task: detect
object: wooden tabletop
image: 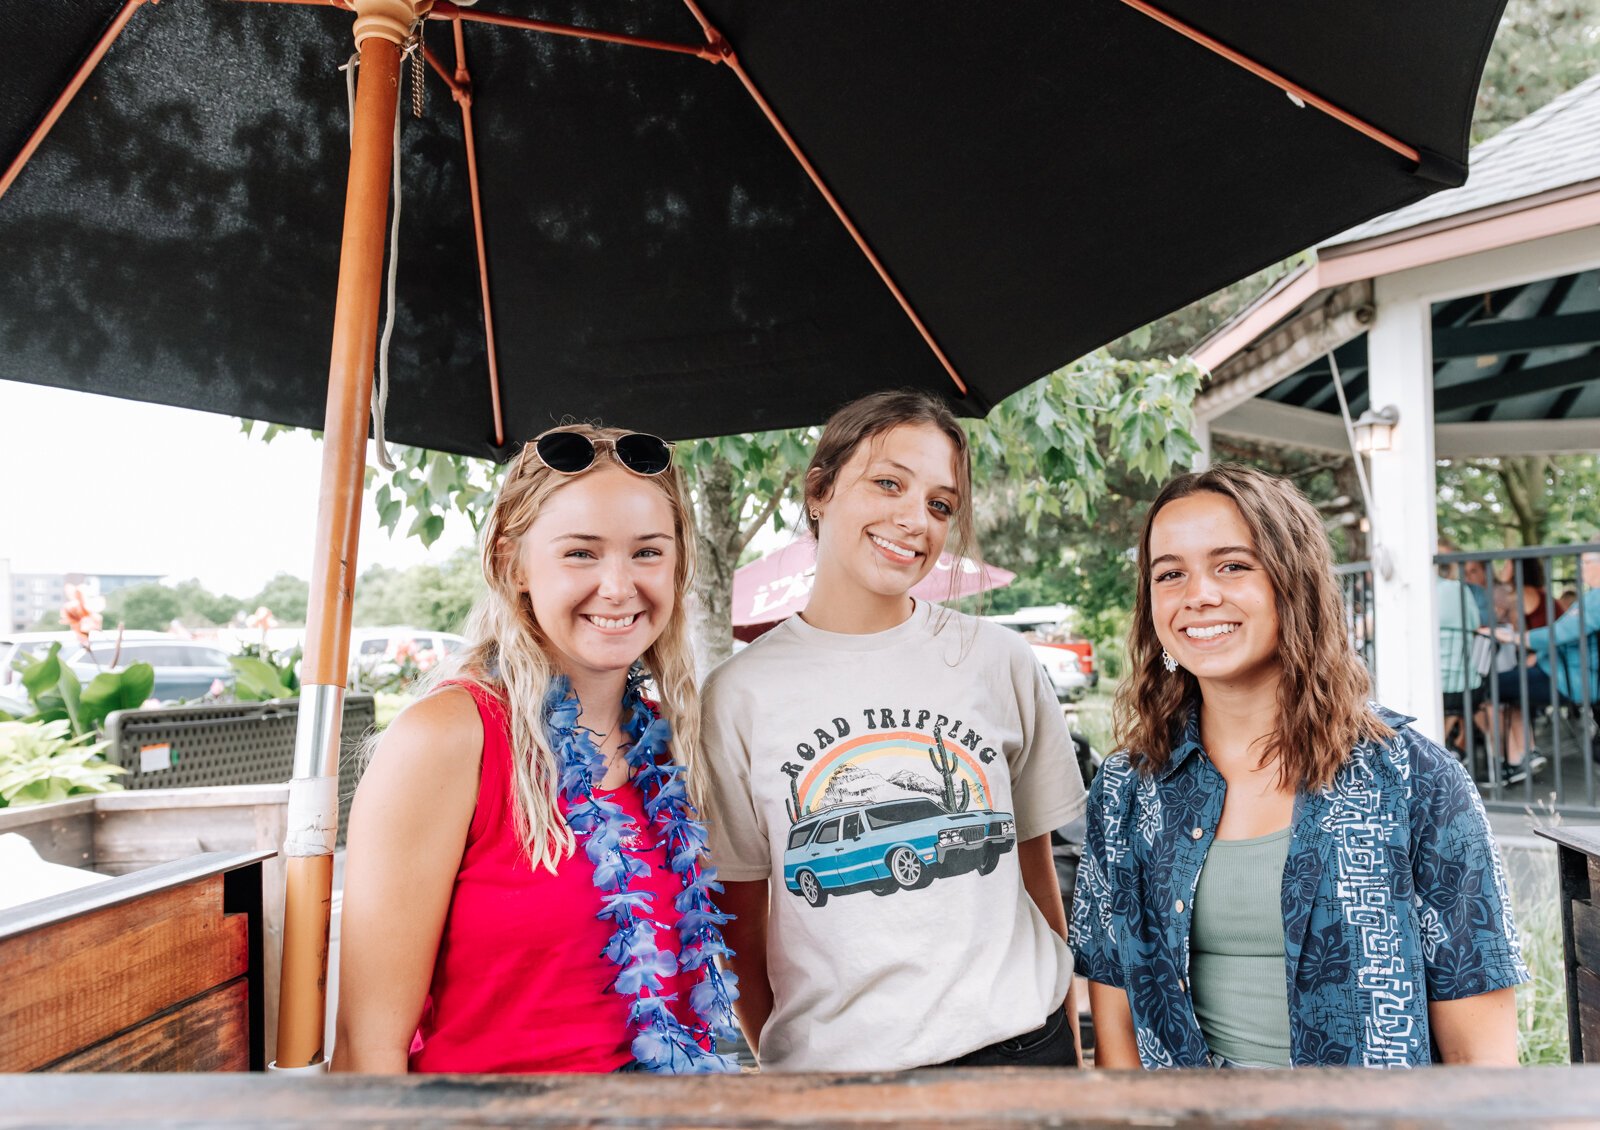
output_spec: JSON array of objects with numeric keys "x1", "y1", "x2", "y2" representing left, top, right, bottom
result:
[
  {"x1": 2, "y1": 1067, "x2": 1598, "y2": 1128},
  {"x1": 1537, "y1": 822, "x2": 1600, "y2": 857}
]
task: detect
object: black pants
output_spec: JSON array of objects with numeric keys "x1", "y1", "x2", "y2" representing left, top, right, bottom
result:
[{"x1": 936, "y1": 1004, "x2": 1078, "y2": 1068}]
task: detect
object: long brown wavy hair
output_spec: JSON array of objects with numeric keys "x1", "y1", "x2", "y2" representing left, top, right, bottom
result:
[{"x1": 1114, "y1": 463, "x2": 1391, "y2": 791}]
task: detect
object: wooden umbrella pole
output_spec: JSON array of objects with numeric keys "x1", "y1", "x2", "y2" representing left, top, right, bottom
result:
[{"x1": 273, "y1": 0, "x2": 426, "y2": 1072}]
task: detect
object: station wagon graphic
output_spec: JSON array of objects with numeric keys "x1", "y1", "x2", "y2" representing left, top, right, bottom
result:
[{"x1": 782, "y1": 797, "x2": 1017, "y2": 907}]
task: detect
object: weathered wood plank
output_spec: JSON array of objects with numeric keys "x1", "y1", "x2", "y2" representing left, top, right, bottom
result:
[
  {"x1": 1575, "y1": 898, "x2": 1600, "y2": 973},
  {"x1": 2, "y1": 1067, "x2": 1600, "y2": 1128},
  {"x1": 0, "y1": 800, "x2": 95, "y2": 868},
  {"x1": 0, "y1": 875, "x2": 248, "y2": 1072},
  {"x1": 41, "y1": 980, "x2": 250, "y2": 1073},
  {"x1": 1580, "y1": 967, "x2": 1600, "y2": 1064},
  {"x1": 94, "y1": 790, "x2": 287, "y2": 871}
]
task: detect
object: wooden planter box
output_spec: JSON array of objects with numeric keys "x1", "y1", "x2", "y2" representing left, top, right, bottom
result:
[
  {"x1": 0, "y1": 786, "x2": 289, "y2": 1060},
  {"x1": 1537, "y1": 823, "x2": 1600, "y2": 1063},
  {"x1": 0, "y1": 849, "x2": 272, "y2": 1072}
]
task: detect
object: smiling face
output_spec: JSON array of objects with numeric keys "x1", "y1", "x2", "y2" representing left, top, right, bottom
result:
[
  {"x1": 1148, "y1": 490, "x2": 1281, "y2": 693},
  {"x1": 514, "y1": 465, "x2": 678, "y2": 685},
  {"x1": 810, "y1": 423, "x2": 960, "y2": 610}
]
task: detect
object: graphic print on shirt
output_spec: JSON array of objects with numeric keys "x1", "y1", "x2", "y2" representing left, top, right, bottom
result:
[{"x1": 777, "y1": 706, "x2": 1017, "y2": 907}]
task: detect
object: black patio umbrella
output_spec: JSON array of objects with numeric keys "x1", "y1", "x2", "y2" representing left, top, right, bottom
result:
[
  {"x1": 3, "y1": 0, "x2": 1505, "y2": 457},
  {"x1": 0, "y1": 0, "x2": 1507, "y2": 1071}
]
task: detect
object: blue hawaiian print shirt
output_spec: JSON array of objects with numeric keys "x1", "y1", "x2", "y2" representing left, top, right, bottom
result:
[{"x1": 1068, "y1": 706, "x2": 1528, "y2": 1068}]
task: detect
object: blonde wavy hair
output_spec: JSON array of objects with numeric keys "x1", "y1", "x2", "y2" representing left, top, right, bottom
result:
[
  {"x1": 1114, "y1": 463, "x2": 1390, "y2": 792},
  {"x1": 431, "y1": 424, "x2": 700, "y2": 873}
]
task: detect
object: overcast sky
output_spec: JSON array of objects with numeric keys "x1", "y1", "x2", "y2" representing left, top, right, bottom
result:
[{"x1": 0, "y1": 380, "x2": 477, "y2": 597}]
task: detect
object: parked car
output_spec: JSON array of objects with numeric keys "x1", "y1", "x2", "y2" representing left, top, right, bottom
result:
[
  {"x1": 1, "y1": 630, "x2": 173, "y2": 711},
  {"x1": 3, "y1": 632, "x2": 67, "y2": 713},
  {"x1": 985, "y1": 606, "x2": 1099, "y2": 700},
  {"x1": 1031, "y1": 642, "x2": 1091, "y2": 703},
  {"x1": 348, "y1": 628, "x2": 467, "y2": 686},
  {"x1": 782, "y1": 796, "x2": 1016, "y2": 907},
  {"x1": 61, "y1": 638, "x2": 236, "y2": 703}
]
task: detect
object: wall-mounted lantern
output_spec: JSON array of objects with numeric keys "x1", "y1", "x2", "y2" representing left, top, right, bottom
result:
[{"x1": 1353, "y1": 404, "x2": 1400, "y2": 454}]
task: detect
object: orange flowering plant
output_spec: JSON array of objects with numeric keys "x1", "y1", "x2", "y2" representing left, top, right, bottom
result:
[{"x1": 60, "y1": 584, "x2": 104, "y2": 645}]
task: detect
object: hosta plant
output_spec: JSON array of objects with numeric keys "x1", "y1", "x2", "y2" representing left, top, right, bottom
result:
[{"x1": 0, "y1": 719, "x2": 126, "y2": 808}]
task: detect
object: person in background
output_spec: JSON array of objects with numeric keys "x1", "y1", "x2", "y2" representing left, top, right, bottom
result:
[
  {"x1": 1498, "y1": 557, "x2": 1549, "y2": 631},
  {"x1": 1436, "y1": 545, "x2": 1484, "y2": 758},
  {"x1": 1445, "y1": 541, "x2": 1493, "y2": 628},
  {"x1": 1072, "y1": 464, "x2": 1525, "y2": 1069},
  {"x1": 1487, "y1": 548, "x2": 1600, "y2": 770}
]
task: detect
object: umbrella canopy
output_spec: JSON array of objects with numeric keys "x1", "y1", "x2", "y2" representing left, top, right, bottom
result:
[
  {"x1": 0, "y1": 0, "x2": 1512, "y2": 1072},
  {"x1": 731, "y1": 540, "x2": 1014, "y2": 640},
  {"x1": 1, "y1": 0, "x2": 1507, "y2": 459}
]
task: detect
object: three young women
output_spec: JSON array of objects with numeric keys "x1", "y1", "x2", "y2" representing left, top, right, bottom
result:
[
  {"x1": 1070, "y1": 464, "x2": 1526, "y2": 1069},
  {"x1": 701, "y1": 390, "x2": 1087, "y2": 1072},
  {"x1": 333, "y1": 426, "x2": 737, "y2": 1074}
]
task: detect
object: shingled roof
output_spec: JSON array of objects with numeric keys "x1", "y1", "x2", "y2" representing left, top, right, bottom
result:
[{"x1": 1329, "y1": 71, "x2": 1600, "y2": 247}]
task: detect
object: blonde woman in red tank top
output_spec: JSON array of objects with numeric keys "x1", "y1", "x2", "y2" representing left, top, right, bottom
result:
[{"x1": 332, "y1": 427, "x2": 738, "y2": 1074}]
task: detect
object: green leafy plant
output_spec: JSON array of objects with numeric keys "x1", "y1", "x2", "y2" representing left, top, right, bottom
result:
[
  {"x1": 6, "y1": 643, "x2": 155, "y2": 737},
  {"x1": 0, "y1": 719, "x2": 126, "y2": 808},
  {"x1": 230, "y1": 644, "x2": 301, "y2": 702}
]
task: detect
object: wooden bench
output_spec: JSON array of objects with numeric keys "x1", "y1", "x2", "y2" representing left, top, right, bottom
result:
[
  {"x1": 0, "y1": 850, "x2": 271, "y2": 1073},
  {"x1": 1538, "y1": 822, "x2": 1600, "y2": 1063}
]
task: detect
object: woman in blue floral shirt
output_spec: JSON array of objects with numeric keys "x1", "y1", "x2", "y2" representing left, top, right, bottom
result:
[{"x1": 1070, "y1": 465, "x2": 1527, "y2": 1069}]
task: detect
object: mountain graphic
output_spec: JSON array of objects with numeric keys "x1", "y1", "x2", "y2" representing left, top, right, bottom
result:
[
  {"x1": 818, "y1": 763, "x2": 884, "y2": 808},
  {"x1": 885, "y1": 770, "x2": 942, "y2": 798},
  {"x1": 817, "y1": 763, "x2": 945, "y2": 809}
]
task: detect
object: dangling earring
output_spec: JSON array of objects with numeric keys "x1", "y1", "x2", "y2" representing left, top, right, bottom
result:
[{"x1": 1161, "y1": 649, "x2": 1178, "y2": 674}]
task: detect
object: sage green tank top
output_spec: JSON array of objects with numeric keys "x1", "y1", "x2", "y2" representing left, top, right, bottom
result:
[{"x1": 1189, "y1": 826, "x2": 1293, "y2": 1068}]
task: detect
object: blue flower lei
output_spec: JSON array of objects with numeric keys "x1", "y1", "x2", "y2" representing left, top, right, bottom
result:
[{"x1": 549, "y1": 669, "x2": 740, "y2": 1073}]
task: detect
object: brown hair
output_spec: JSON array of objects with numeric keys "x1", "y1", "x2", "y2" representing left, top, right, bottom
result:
[
  {"x1": 803, "y1": 389, "x2": 979, "y2": 603},
  {"x1": 1114, "y1": 463, "x2": 1390, "y2": 791}
]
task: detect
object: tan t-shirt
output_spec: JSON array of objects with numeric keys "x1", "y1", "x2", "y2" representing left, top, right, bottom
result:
[{"x1": 701, "y1": 601, "x2": 1086, "y2": 1071}]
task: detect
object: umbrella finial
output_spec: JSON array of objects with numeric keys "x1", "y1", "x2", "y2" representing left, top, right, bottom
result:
[{"x1": 353, "y1": 0, "x2": 429, "y2": 48}]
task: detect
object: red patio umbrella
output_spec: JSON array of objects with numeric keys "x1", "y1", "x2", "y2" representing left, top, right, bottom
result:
[{"x1": 732, "y1": 541, "x2": 1015, "y2": 642}]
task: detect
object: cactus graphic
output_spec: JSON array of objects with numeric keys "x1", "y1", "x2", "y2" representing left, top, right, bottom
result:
[
  {"x1": 785, "y1": 773, "x2": 804, "y2": 824},
  {"x1": 927, "y1": 728, "x2": 971, "y2": 813}
]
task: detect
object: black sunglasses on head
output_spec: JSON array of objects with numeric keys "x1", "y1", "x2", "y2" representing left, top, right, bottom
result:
[{"x1": 528, "y1": 429, "x2": 675, "y2": 477}]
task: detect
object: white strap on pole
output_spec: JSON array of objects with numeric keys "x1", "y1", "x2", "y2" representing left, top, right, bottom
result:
[{"x1": 341, "y1": 51, "x2": 405, "y2": 473}]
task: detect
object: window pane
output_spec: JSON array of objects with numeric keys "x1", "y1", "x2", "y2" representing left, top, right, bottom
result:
[{"x1": 865, "y1": 799, "x2": 944, "y2": 830}]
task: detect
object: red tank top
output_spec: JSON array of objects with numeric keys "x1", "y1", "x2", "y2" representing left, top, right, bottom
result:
[{"x1": 409, "y1": 682, "x2": 698, "y2": 1073}]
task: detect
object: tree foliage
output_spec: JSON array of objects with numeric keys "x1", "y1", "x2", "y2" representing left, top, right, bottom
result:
[
  {"x1": 1474, "y1": 0, "x2": 1600, "y2": 144},
  {"x1": 353, "y1": 549, "x2": 483, "y2": 632},
  {"x1": 1437, "y1": 455, "x2": 1600, "y2": 550}
]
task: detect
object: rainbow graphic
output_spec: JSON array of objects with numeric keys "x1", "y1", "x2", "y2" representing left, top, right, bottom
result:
[{"x1": 795, "y1": 729, "x2": 992, "y2": 815}]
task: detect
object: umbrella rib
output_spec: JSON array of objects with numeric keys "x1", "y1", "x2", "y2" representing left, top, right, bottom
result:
[
  {"x1": 429, "y1": 1, "x2": 723, "y2": 62},
  {"x1": 1116, "y1": 0, "x2": 1421, "y2": 165},
  {"x1": 676, "y1": 0, "x2": 970, "y2": 398},
  {"x1": 421, "y1": 28, "x2": 507, "y2": 448},
  {"x1": 431, "y1": 0, "x2": 969, "y2": 397},
  {"x1": 0, "y1": 0, "x2": 151, "y2": 203}
]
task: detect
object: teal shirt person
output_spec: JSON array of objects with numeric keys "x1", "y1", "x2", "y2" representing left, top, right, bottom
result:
[
  {"x1": 1437, "y1": 576, "x2": 1483, "y2": 697},
  {"x1": 1524, "y1": 581, "x2": 1600, "y2": 702}
]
